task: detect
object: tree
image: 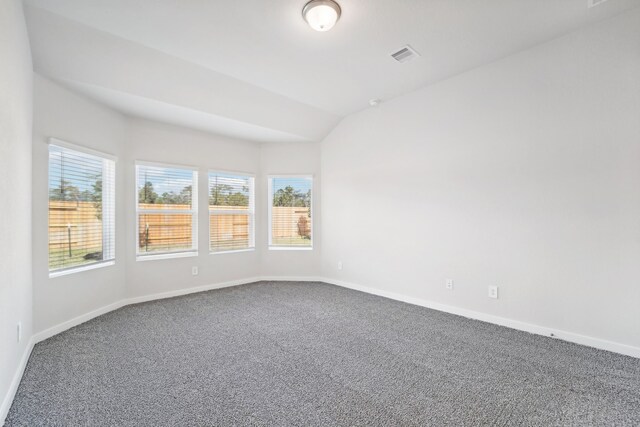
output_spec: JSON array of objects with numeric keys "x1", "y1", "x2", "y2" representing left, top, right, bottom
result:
[
  {"x1": 49, "y1": 179, "x2": 80, "y2": 202},
  {"x1": 272, "y1": 186, "x2": 296, "y2": 207},
  {"x1": 158, "y1": 185, "x2": 192, "y2": 205},
  {"x1": 138, "y1": 181, "x2": 158, "y2": 204},
  {"x1": 273, "y1": 186, "x2": 309, "y2": 208},
  {"x1": 210, "y1": 184, "x2": 231, "y2": 205},
  {"x1": 227, "y1": 191, "x2": 248, "y2": 206},
  {"x1": 178, "y1": 185, "x2": 192, "y2": 205},
  {"x1": 210, "y1": 184, "x2": 248, "y2": 207}
]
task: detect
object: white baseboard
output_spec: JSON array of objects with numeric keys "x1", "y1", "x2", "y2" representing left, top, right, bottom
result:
[
  {"x1": 5, "y1": 275, "x2": 638, "y2": 425},
  {"x1": 2, "y1": 276, "x2": 266, "y2": 425},
  {"x1": 259, "y1": 276, "x2": 323, "y2": 282},
  {"x1": 320, "y1": 277, "x2": 640, "y2": 359},
  {"x1": 126, "y1": 276, "x2": 264, "y2": 305},
  {"x1": 30, "y1": 276, "x2": 323, "y2": 344},
  {"x1": 0, "y1": 337, "x2": 35, "y2": 424},
  {"x1": 32, "y1": 300, "x2": 127, "y2": 344}
]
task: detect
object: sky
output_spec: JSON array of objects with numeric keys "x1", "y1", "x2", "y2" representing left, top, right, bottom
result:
[
  {"x1": 272, "y1": 177, "x2": 312, "y2": 194},
  {"x1": 137, "y1": 164, "x2": 194, "y2": 195},
  {"x1": 50, "y1": 147, "x2": 311, "y2": 199},
  {"x1": 48, "y1": 146, "x2": 104, "y2": 194}
]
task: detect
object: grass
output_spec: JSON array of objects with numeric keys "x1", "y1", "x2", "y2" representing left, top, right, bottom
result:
[
  {"x1": 272, "y1": 236, "x2": 312, "y2": 247},
  {"x1": 49, "y1": 247, "x2": 102, "y2": 270}
]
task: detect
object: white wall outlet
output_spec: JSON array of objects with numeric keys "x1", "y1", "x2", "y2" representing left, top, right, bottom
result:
[
  {"x1": 17, "y1": 322, "x2": 22, "y2": 343},
  {"x1": 337, "y1": 261, "x2": 343, "y2": 270},
  {"x1": 488, "y1": 286, "x2": 499, "y2": 299},
  {"x1": 446, "y1": 279, "x2": 454, "y2": 290},
  {"x1": 192, "y1": 266, "x2": 199, "y2": 276}
]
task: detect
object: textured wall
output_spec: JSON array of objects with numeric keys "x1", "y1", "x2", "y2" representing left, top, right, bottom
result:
[
  {"x1": 0, "y1": 0, "x2": 34, "y2": 419},
  {"x1": 321, "y1": 10, "x2": 640, "y2": 349},
  {"x1": 31, "y1": 75, "x2": 128, "y2": 333}
]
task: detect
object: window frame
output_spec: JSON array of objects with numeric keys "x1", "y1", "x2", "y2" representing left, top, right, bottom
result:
[
  {"x1": 208, "y1": 169, "x2": 256, "y2": 255},
  {"x1": 48, "y1": 138, "x2": 117, "y2": 278},
  {"x1": 267, "y1": 174, "x2": 314, "y2": 251},
  {"x1": 135, "y1": 160, "x2": 199, "y2": 261}
]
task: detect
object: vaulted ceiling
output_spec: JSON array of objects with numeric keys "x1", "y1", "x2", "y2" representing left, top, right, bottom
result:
[{"x1": 24, "y1": 0, "x2": 640, "y2": 143}]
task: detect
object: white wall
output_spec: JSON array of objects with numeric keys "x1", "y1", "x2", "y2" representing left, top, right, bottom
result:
[
  {"x1": 0, "y1": 0, "x2": 33, "y2": 417},
  {"x1": 125, "y1": 118, "x2": 262, "y2": 298},
  {"x1": 29, "y1": 81, "x2": 322, "y2": 316},
  {"x1": 32, "y1": 75, "x2": 128, "y2": 333},
  {"x1": 258, "y1": 142, "x2": 322, "y2": 278},
  {"x1": 124, "y1": 121, "x2": 323, "y2": 295},
  {"x1": 321, "y1": 10, "x2": 640, "y2": 349}
]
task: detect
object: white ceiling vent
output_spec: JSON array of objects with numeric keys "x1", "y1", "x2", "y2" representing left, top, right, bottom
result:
[
  {"x1": 391, "y1": 45, "x2": 420, "y2": 63},
  {"x1": 588, "y1": 0, "x2": 609, "y2": 8}
]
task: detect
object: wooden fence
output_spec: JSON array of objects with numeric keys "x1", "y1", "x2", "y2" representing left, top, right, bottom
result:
[
  {"x1": 49, "y1": 201, "x2": 102, "y2": 251},
  {"x1": 49, "y1": 202, "x2": 311, "y2": 252},
  {"x1": 271, "y1": 207, "x2": 311, "y2": 239},
  {"x1": 138, "y1": 203, "x2": 193, "y2": 251}
]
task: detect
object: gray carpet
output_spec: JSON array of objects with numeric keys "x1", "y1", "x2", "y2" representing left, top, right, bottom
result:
[{"x1": 5, "y1": 281, "x2": 640, "y2": 426}]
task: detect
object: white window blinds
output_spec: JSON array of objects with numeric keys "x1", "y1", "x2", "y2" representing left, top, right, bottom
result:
[
  {"x1": 136, "y1": 162, "x2": 198, "y2": 257},
  {"x1": 209, "y1": 172, "x2": 255, "y2": 253},
  {"x1": 48, "y1": 143, "x2": 116, "y2": 273},
  {"x1": 268, "y1": 176, "x2": 313, "y2": 249}
]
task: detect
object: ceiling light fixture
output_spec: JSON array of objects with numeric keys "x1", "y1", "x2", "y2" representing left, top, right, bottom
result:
[{"x1": 302, "y1": 0, "x2": 341, "y2": 32}]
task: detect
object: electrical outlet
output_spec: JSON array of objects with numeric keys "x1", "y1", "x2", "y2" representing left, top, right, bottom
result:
[
  {"x1": 446, "y1": 279, "x2": 454, "y2": 290},
  {"x1": 192, "y1": 266, "x2": 199, "y2": 276},
  {"x1": 337, "y1": 261, "x2": 343, "y2": 270},
  {"x1": 17, "y1": 322, "x2": 22, "y2": 343},
  {"x1": 488, "y1": 286, "x2": 499, "y2": 299}
]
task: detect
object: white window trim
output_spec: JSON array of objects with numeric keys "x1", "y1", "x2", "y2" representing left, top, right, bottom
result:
[
  {"x1": 47, "y1": 139, "x2": 117, "y2": 277},
  {"x1": 135, "y1": 161, "x2": 199, "y2": 261},
  {"x1": 209, "y1": 248, "x2": 255, "y2": 256},
  {"x1": 49, "y1": 138, "x2": 117, "y2": 162},
  {"x1": 49, "y1": 260, "x2": 115, "y2": 278},
  {"x1": 208, "y1": 169, "x2": 256, "y2": 254},
  {"x1": 267, "y1": 174, "x2": 314, "y2": 251},
  {"x1": 135, "y1": 251, "x2": 199, "y2": 262}
]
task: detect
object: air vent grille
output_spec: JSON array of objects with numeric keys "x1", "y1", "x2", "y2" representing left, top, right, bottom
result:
[{"x1": 391, "y1": 45, "x2": 420, "y2": 63}]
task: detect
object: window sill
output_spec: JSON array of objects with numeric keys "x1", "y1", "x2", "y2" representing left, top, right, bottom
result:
[
  {"x1": 209, "y1": 248, "x2": 255, "y2": 255},
  {"x1": 136, "y1": 251, "x2": 198, "y2": 262},
  {"x1": 268, "y1": 246, "x2": 313, "y2": 251},
  {"x1": 49, "y1": 260, "x2": 115, "y2": 278}
]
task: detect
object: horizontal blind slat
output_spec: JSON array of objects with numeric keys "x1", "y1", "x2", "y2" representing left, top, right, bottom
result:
[
  {"x1": 136, "y1": 163, "x2": 198, "y2": 256},
  {"x1": 208, "y1": 172, "x2": 254, "y2": 252},
  {"x1": 49, "y1": 144, "x2": 116, "y2": 272},
  {"x1": 269, "y1": 176, "x2": 312, "y2": 248}
]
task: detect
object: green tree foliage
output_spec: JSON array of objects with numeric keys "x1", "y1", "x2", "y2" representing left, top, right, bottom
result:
[
  {"x1": 159, "y1": 185, "x2": 192, "y2": 205},
  {"x1": 50, "y1": 176, "x2": 104, "y2": 220},
  {"x1": 138, "y1": 181, "x2": 159, "y2": 204},
  {"x1": 210, "y1": 184, "x2": 249, "y2": 207},
  {"x1": 49, "y1": 179, "x2": 81, "y2": 202},
  {"x1": 273, "y1": 186, "x2": 310, "y2": 208},
  {"x1": 139, "y1": 181, "x2": 193, "y2": 205}
]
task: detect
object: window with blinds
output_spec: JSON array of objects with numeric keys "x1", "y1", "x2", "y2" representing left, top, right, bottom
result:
[
  {"x1": 268, "y1": 176, "x2": 313, "y2": 249},
  {"x1": 136, "y1": 162, "x2": 198, "y2": 258},
  {"x1": 209, "y1": 171, "x2": 255, "y2": 253},
  {"x1": 48, "y1": 142, "x2": 116, "y2": 274}
]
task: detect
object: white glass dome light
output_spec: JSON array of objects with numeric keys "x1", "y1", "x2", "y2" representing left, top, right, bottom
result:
[{"x1": 302, "y1": 0, "x2": 341, "y2": 32}]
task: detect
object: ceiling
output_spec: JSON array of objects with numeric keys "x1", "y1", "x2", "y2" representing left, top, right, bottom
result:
[{"x1": 24, "y1": 0, "x2": 640, "y2": 143}]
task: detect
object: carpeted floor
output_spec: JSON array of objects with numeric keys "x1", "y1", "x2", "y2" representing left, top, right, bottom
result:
[{"x1": 5, "y1": 281, "x2": 640, "y2": 426}]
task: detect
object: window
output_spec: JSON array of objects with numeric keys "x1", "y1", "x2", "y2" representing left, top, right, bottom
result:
[
  {"x1": 209, "y1": 171, "x2": 255, "y2": 253},
  {"x1": 48, "y1": 141, "x2": 115, "y2": 275},
  {"x1": 136, "y1": 162, "x2": 198, "y2": 259},
  {"x1": 268, "y1": 176, "x2": 313, "y2": 249}
]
